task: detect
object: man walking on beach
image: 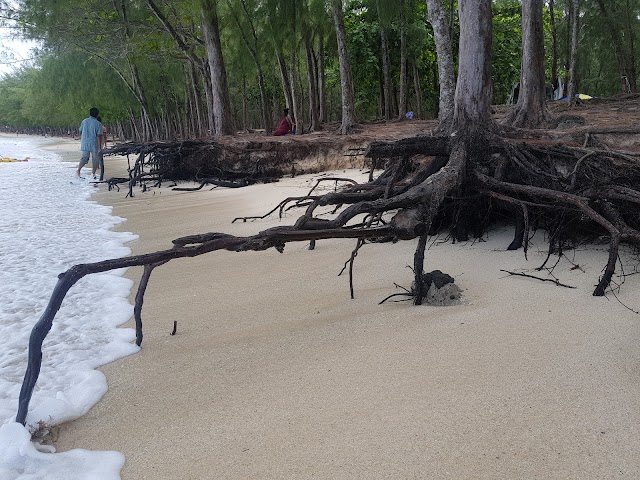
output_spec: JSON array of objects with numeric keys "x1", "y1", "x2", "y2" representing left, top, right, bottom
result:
[{"x1": 76, "y1": 107, "x2": 103, "y2": 179}]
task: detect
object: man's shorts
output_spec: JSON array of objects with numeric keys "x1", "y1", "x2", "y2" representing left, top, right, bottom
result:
[{"x1": 80, "y1": 149, "x2": 100, "y2": 169}]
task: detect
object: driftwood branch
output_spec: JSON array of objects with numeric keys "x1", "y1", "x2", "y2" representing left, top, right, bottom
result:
[{"x1": 499, "y1": 269, "x2": 576, "y2": 289}]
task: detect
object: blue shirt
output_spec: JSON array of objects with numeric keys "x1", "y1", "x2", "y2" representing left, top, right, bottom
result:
[{"x1": 79, "y1": 116, "x2": 103, "y2": 152}]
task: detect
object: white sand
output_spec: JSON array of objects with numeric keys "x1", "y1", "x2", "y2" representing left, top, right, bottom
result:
[{"x1": 42, "y1": 138, "x2": 640, "y2": 479}]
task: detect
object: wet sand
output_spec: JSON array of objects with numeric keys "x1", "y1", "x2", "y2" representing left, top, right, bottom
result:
[{"x1": 43, "y1": 137, "x2": 640, "y2": 479}]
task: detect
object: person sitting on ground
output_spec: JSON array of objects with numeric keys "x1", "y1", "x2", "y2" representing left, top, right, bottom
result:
[
  {"x1": 76, "y1": 107, "x2": 103, "y2": 179},
  {"x1": 273, "y1": 108, "x2": 294, "y2": 136}
]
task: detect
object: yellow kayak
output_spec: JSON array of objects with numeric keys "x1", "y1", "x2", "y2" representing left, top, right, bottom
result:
[{"x1": 0, "y1": 157, "x2": 29, "y2": 162}]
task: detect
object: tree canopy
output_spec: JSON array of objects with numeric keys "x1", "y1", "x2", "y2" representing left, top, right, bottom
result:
[{"x1": 0, "y1": 0, "x2": 638, "y2": 138}]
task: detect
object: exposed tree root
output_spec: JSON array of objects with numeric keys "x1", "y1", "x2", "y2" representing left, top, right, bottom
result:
[
  {"x1": 103, "y1": 138, "x2": 355, "y2": 196},
  {"x1": 232, "y1": 196, "x2": 320, "y2": 223},
  {"x1": 172, "y1": 177, "x2": 256, "y2": 191},
  {"x1": 16, "y1": 128, "x2": 640, "y2": 426},
  {"x1": 499, "y1": 269, "x2": 576, "y2": 289}
]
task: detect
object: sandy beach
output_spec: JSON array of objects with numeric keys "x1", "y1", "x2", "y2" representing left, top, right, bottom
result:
[{"x1": 39, "y1": 137, "x2": 640, "y2": 478}]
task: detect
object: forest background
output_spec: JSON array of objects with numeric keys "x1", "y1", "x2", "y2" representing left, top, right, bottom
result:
[{"x1": 0, "y1": 0, "x2": 637, "y2": 141}]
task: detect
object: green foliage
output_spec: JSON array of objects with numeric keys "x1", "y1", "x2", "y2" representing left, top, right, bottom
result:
[
  {"x1": 578, "y1": 0, "x2": 640, "y2": 95},
  {"x1": 2, "y1": 0, "x2": 639, "y2": 132},
  {"x1": 0, "y1": 48, "x2": 181, "y2": 129},
  {"x1": 492, "y1": 0, "x2": 522, "y2": 104},
  {"x1": 0, "y1": 70, "x2": 34, "y2": 127},
  {"x1": 344, "y1": 2, "x2": 381, "y2": 118}
]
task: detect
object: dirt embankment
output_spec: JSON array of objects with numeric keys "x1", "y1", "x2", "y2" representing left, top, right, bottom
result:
[
  {"x1": 106, "y1": 96, "x2": 640, "y2": 183},
  {"x1": 219, "y1": 96, "x2": 640, "y2": 172}
]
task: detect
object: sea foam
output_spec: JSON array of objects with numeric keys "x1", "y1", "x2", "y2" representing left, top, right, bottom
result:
[{"x1": 0, "y1": 135, "x2": 138, "y2": 479}]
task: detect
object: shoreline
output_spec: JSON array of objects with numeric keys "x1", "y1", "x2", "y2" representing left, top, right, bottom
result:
[
  {"x1": 36, "y1": 136, "x2": 640, "y2": 478},
  {"x1": 0, "y1": 134, "x2": 138, "y2": 480}
]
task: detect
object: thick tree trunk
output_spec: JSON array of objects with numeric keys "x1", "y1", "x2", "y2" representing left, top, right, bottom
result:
[
  {"x1": 453, "y1": 0, "x2": 492, "y2": 133},
  {"x1": 241, "y1": 75, "x2": 247, "y2": 131},
  {"x1": 549, "y1": 0, "x2": 559, "y2": 92},
  {"x1": 130, "y1": 63, "x2": 153, "y2": 141},
  {"x1": 391, "y1": 84, "x2": 398, "y2": 118},
  {"x1": 289, "y1": 48, "x2": 303, "y2": 135},
  {"x1": 426, "y1": 0, "x2": 456, "y2": 129},
  {"x1": 567, "y1": 0, "x2": 579, "y2": 106},
  {"x1": 379, "y1": 24, "x2": 392, "y2": 120},
  {"x1": 397, "y1": 0, "x2": 408, "y2": 119},
  {"x1": 202, "y1": 63, "x2": 215, "y2": 133},
  {"x1": 412, "y1": 62, "x2": 422, "y2": 119},
  {"x1": 412, "y1": 0, "x2": 494, "y2": 301},
  {"x1": 287, "y1": 2, "x2": 304, "y2": 135},
  {"x1": 332, "y1": 0, "x2": 357, "y2": 134},
  {"x1": 272, "y1": 69, "x2": 279, "y2": 126},
  {"x1": 318, "y1": 31, "x2": 327, "y2": 123},
  {"x1": 305, "y1": 34, "x2": 320, "y2": 131},
  {"x1": 276, "y1": 49, "x2": 294, "y2": 112},
  {"x1": 624, "y1": 0, "x2": 638, "y2": 92},
  {"x1": 255, "y1": 65, "x2": 270, "y2": 133},
  {"x1": 188, "y1": 63, "x2": 204, "y2": 136},
  {"x1": 201, "y1": 0, "x2": 235, "y2": 135},
  {"x1": 505, "y1": 0, "x2": 551, "y2": 128},
  {"x1": 184, "y1": 68, "x2": 195, "y2": 136},
  {"x1": 377, "y1": 0, "x2": 392, "y2": 120}
]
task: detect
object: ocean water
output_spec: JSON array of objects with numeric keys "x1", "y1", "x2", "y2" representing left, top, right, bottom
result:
[{"x1": 0, "y1": 135, "x2": 138, "y2": 479}]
